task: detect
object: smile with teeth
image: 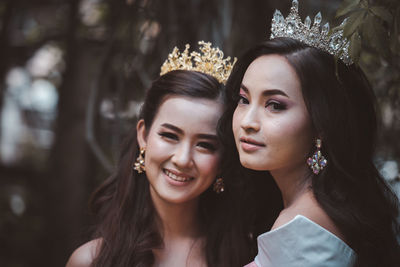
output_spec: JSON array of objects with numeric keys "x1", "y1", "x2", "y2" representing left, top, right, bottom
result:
[{"x1": 164, "y1": 169, "x2": 194, "y2": 182}]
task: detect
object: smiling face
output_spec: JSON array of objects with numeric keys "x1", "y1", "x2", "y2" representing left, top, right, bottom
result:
[
  {"x1": 137, "y1": 95, "x2": 222, "y2": 206},
  {"x1": 232, "y1": 55, "x2": 313, "y2": 174}
]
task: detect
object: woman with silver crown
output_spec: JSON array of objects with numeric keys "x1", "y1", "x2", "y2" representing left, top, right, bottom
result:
[
  {"x1": 220, "y1": 1, "x2": 400, "y2": 266},
  {"x1": 66, "y1": 42, "x2": 255, "y2": 267}
]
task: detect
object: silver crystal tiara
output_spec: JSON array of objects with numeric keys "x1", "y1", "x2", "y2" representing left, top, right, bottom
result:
[{"x1": 270, "y1": 0, "x2": 352, "y2": 65}]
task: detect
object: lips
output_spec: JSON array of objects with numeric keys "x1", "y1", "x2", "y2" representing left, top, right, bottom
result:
[
  {"x1": 239, "y1": 136, "x2": 265, "y2": 152},
  {"x1": 240, "y1": 137, "x2": 265, "y2": 146},
  {"x1": 163, "y1": 168, "x2": 194, "y2": 182}
]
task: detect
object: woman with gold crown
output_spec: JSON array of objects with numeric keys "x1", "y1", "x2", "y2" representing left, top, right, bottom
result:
[
  {"x1": 65, "y1": 42, "x2": 255, "y2": 267},
  {"x1": 219, "y1": 1, "x2": 400, "y2": 266}
]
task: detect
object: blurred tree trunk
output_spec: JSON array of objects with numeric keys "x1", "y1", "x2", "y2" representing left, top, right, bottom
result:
[
  {"x1": 43, "y1": 0, "x2": 104, "y2": 265},
  {"x1": 45, "y1": 43, "x2": 105, "y2": 267}
]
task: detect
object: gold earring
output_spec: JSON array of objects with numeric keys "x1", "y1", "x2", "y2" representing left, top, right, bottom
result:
[
  {"x1": 307, "y1": 139, "x2": 327, "y2": 175},
  {"x1": 213, "y1": 177, "x2": 225, "y2": 193},
  {"x1": 134, "y1": 147, "x2": 146, "y2": 173}
]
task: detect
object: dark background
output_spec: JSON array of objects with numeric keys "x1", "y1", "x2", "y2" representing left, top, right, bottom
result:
[{"x1": 0, "y1": 0, "x2": 399, "y2": 266}]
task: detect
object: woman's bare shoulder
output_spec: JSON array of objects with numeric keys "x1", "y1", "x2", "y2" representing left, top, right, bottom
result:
[
  {"x1": 272, "y1": 192, "x2": 346, "y2": 242},
  {"x1": 66, "y1": 239, "x2": 102, "y2": 267}
]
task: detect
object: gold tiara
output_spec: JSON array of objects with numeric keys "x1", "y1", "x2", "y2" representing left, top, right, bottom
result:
[
  {"x1": 160, "y1": 41, "x2": 237, "y2": 84},
  {"x1": 270, "y1": 0, "x2": 352, "y2": 65}
]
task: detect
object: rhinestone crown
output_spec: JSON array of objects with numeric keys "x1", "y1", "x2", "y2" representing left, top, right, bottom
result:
[
  {"x1": 160, "y1": 41, "x2": 236, "y2": 84},
  {"x1": 270, "y1": 0, "x2": 352, "y2": 65}
]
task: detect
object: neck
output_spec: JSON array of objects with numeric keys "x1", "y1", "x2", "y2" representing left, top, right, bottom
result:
[
  {"x1": 270, "y1": 163, "x2": 312, "y2": 208},
  {"x1": 150, "y1": 189, "x2": 201, "y2": 240}
]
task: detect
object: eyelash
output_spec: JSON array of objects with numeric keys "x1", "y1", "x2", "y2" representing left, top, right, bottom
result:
[
  {"x1": 198, "y1": 142, "x2": 217, "y2": 152},
  {"x1": 238, "y1": 94, "x2": 249, "y2": 105},
  {"x1": 158, "y1": 132, "x2": 217, "y2": 152},
  {"x1": 158, "y1": 132, "x2": 178, "y2": 140},
  {"x1": 238, "y1": 94, "x2": 286, "y2": 112},
  {"x1": 266, "y1": 100, "x2": 287, "y2": 111}
]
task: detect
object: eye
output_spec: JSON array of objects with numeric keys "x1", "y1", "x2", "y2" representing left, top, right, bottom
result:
[
  {"x1": 158, "y1": 132, "x2": 179, "y2": 141},
  {"x1": 197, "y1": 142, "x2": 217, "y2": 152},
  {"x1": 238, "y1": 94, "x2": 249, "y2": 105},
  {"x1": 265, "y1": 101, "x2": 287, "y2": 112}
]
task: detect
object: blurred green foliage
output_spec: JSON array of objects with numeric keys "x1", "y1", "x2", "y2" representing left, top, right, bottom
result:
[{"x1": 336, "y1": 0, "x2": 400, "y2": 159}]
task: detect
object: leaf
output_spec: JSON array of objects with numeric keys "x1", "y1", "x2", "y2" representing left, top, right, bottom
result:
[
  {"x1": 363, "y1": 15, "x2": 390, "y2": 58},
  {"x1": 336, "y1": 0, "x2": 361, "y2": 17},
  {"x1": 343, "y1": 10, "x2": 366, "y2": 37},
  {"x1": 373, "y1": 22, "x2": 390, "y2": 58},
  {"x1": 370, "y1": 6, "x2": 393, "y2": 23},
  {"x1": 350, "y1": 32, "x2": 362, "y2": 64}
]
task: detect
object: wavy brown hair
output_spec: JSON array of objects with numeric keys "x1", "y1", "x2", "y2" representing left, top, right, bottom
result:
[{"x1": 89, "y1": 70, "x2": 255, "y2": 267}]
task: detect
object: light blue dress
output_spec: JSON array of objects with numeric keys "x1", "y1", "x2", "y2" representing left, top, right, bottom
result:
[{"x1": 249, "y1": 215, "x2": 356, "y2": 267}]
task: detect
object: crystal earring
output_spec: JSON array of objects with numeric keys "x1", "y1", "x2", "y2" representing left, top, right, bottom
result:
[
  {"x1": 307, "y1": 139, "x2": 327, "y2": 175},
  {"x1": 213, "y1": 177, "x2": 225, "y2": 193},
  {"x1": 133, "y1": 147, "x2": 146, "y2": 173}
]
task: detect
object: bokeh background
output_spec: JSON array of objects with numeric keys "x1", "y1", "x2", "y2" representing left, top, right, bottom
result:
[{"x1": 0, "y1": 0, "x2": 399, "y2": 266}]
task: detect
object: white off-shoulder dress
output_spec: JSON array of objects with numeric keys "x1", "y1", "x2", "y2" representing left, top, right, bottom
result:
[{"x1": 245, "y1": 215, "x2": 356, "y2": 267}]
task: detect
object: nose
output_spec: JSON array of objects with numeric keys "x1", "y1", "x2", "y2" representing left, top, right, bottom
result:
[
  {"x1": 171, "y1": 142, "x2": 194, "y2": 169},
  {"x1": 240, "y1": 106, "x2": 260, "y2": 132}
]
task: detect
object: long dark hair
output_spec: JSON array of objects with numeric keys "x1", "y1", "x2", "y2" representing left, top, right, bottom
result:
[
  {"x1": 89, "y1": 70, "x2": 254, "y2": 267},
  {"x1": 220, "y1": 37, "x2": 400, "y2": 267}
]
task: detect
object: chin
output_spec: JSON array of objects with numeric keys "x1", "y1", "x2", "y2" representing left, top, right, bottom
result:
[{"x1": 239, "y1": 156, "x2": 267, "y2": 171}]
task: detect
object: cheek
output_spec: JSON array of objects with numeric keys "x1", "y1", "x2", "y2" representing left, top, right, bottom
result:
[
  {"x1": 266, "y1": 113, "x2": 312, "y2": 156},
  {"x1": 145, "y1": 133, "x2": 170, "y2": 165},
  {"x1": 196, "y1": 153, "x2": 221, "y2": 179},
  {"x1": 285, "y1": 113, "x2": 311, "y2": 140},
  {"x1": 232, "y1": 107, "x2": 242, "y2": 138}
]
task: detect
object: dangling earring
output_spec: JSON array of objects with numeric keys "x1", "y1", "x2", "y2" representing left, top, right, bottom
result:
[
  {"x1": 307, "y1": 139, "x2": 327, "y2": 175},
  {"x1": 134, "y1": 147, "x2": 146, "y2": 173},
  {"x1": 213, "y1": 177, "x2": 225, "y2": 193}
]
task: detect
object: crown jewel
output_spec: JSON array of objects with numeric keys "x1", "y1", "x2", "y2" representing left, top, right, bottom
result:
[
  {"x1": 160, "y1": 41, "x2": 236, "y2": 84},
  {"x1": 270, "y1": 0, "x2": 352, "y2": 65}
]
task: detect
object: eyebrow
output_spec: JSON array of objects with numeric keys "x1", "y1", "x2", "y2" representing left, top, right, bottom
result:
[
  {"x1": 160, "y1": 123, "x2": 218, "y2": 141},
  {"x1": 161, "y1": 123, "x2": 183, "y2": 134},
  {"x1": 240, "y1": 84, "x2": 289, "y2": 98}
]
